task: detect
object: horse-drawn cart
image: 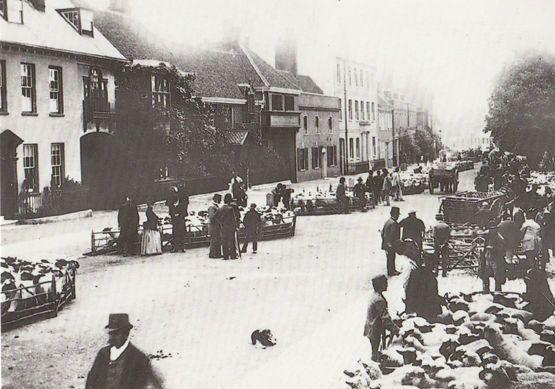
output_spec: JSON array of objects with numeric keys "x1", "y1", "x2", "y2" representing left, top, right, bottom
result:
[{"x1": 439, "y1": 191, "x2": 507, "y2": 225}]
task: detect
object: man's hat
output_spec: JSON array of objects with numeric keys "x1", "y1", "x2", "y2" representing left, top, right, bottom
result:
[
  {"x1": 371, "y1": 275, "x2": 388, "y2": 290},
  {"x1": 409, "y1": 210, "x2": 416, "y2": 215},
  {"x1": 391, "y1": 206, "x2": 400, "y2": 213},
  {"x1": 435, "y1": 213, "x2": 444, "y2": 220},
  {"x1": 357, "y1": 177, "x2": 363, "y2": 182},
  {"x1": 105, "y1": 313, "x2": 133, "y2": 332}
]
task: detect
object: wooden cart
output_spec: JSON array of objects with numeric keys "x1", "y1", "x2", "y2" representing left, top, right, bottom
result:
[
  {"x1": 439, "y1": 191, "x2": 507, "y2": 225},
  {"x1": 89, "y1": 215, "x2": 297, "y2": 255}
]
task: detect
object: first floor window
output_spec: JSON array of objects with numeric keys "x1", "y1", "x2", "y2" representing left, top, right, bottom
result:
[
  {"x1": 348, "y1": 100, "x2": 352, "y2": 120},
  {"x1": 327, "y1": 145, "x2": 337, "y2": 166},
  {"x1": 372, "y1": 137, "x2": 377, "y2": 159},
  {"x1": 51, "y1": 143, "x2": 65, "y2": 187},
  {"x1": 21, "y1": 63, "x2": 36, "y2": 113},
  {"x1": 0, "y1": 60, "x2": 6, "y2": 112},
  {"x1": 328, "y1": 117, "x2": 333, "y2": 133},
  {"x1": 271, "y1": 94, "x2": 284, "y2": 111},
  {"x1": 303, "y1": 115, "x2": 308, "y2": 134},
  {"x1": 315, "y1": 116, "x2": 320, "y2": 133},
  {"x1": 356, "y1": 138, "x2": 361, "y2": 158},
  {"x1": 349, "y1": 138, "x2": 354, "y2": 159},
  {"x1": 23, "y1": 144, "x2": 39, "y2": 192},
  {"x1": 49, "y1": 66, "x2": 63, "y2": 114},
  {"x1": 297, "y1": 148, "x2": 308, "y2": 171},
  {"x1": 355, "y1": 100, "x2": 359, "y2": 120},
  {"x1": 339, "y1": 98, "x2": 342, "y2": 120},
  {"x1": 311, "y1": 147, "x2": 321, "y2": 169},
  {"x1": 151, "y1": 74, "x2": 170, "y2": 108},
  {"x1": 366, "y1": 102, "x2": 370, "y2": 121},
  {"x1": 284, "y1": 95, "x2": 295, "y2": 111}
]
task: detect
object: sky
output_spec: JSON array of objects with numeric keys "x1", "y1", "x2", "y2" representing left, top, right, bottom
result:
[{"x1": 98, "y1": 0, "x2": 555, "y2": 148}]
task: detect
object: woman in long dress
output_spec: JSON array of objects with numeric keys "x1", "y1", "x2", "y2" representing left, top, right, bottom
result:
[{"x1": 141, "y1": 201, "x2": 162, "y2": 255}]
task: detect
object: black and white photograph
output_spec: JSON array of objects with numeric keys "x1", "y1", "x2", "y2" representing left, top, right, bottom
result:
[{"x1": 1, "y1": 0, "x2": 555, "y2": 388}]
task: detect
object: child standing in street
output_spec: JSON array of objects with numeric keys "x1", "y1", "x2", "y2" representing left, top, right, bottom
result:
[{"x1": 363, "y1": 275, "x2": 399, "y2": 361}]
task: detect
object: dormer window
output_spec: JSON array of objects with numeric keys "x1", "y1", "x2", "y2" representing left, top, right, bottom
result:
[
  {"x1": 58, "y1": 7, "x2": 94, "y2": 36},
  {"x1": 3, "y1": 0, "x2": 23, "y2": 23}
]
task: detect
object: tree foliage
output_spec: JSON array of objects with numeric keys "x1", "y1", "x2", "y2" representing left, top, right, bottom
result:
[
  {"x1": 116, "y1": 62, "x2": 231, "y2": 180},
  {"x1": 485, "y1": 54, "x2": 555, "y2": 167},
  {"x1": 400, "y1": 129, "x2": 441, "y2": 164}
]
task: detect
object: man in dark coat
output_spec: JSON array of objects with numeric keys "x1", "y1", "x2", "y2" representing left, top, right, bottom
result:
[
  {"x1": 497, "y1": 214, "x2": 519, "y2": 264},
  {"x1": 399, "y1": 210, "x2": 426, "y2": 251},
  {"x1": 171, "y1": 188, "x2": 188, "y2": 253},
  {"x1": 353, "y1": 177, "x2": 366, "y2": 209},
  {"x1": 118, "y1": 196, "x2": 139, "y2": 256},
  {"x1": 214, "y1": 193, "x2": 238, "y2": 260},
  {"x1": 336, "y1": 177, "x2": 349, "y2": 214},
  {"x1": 404, "y1": 255, "x2": 444, "y2": 321},
  {"x1": 86, "y1": 314, "x2": 161, "y2": 389},
  {"x1": 208, "y1": 194, "x2": 222, "y2": 258},
  {"x1": 374, "y1": 170, "x2": 383, "y2": 205},
  {"x1": 381, "y1": 206, "x2": 401, "y2": 276},
  {"x1": 241, "y1": 203, "x2": 261, "y2": 254},
  {"x1": 433, "y1": 213, "x2": 451, "y2": 276},
  {"x1": 366, "y1": 170, "x2": 377, "y2": 206}
]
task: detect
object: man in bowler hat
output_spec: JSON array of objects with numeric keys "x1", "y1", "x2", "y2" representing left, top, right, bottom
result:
[{"x1": 86, "y1": 313, "x2": 162, "y2": 389}]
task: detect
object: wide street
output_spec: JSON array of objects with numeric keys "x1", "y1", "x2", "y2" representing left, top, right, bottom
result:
[{"x1": 0, "y1": 168, "x2": 485, "y2": 389}]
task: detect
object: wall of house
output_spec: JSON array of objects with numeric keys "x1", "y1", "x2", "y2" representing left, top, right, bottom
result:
[
  {"x1": 296, "y1": 93, "x2": 340, "y2": 182},
  {"x1": 0, "y1": 48, "x2": 116, "y2": 195},
  {"x1": 332, "y1": 59, "x2": 378, "y2": 165}
]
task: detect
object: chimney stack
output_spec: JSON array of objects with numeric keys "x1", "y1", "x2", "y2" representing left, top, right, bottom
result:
[{"x1": 275, "y1": 36, "x2": 297, "y2": 76}]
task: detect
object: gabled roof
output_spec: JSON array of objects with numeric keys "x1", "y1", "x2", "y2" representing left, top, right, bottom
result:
[
  {"x1": 92, "y1": 10, "x2": 265, "y2": 101},
  {"x1": 243, "y1": 48, "x2": 300, "y2": 92},
  {"x1": 296, "y1": 75, "x2": 324, "y2": 94},
  {"x1": 0, "y1": 0, "x2": 125, "y2": 61},
  {"x1": 92, "y1": 9, "x2": 175, "y2": 63},
  {"x1": 275, "y1": 70, "x2": 324, "y2": 95},
  {"x1": 173, "y1": 46, "x2": 265, "y2": 100}
]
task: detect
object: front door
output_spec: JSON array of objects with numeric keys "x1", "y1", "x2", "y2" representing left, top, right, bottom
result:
[{"x1": 1, "y1": 130, "x2": 23, "y2": 219}]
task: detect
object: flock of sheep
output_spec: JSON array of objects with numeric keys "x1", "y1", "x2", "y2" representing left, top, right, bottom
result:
[
  {"x1": 1, "y1": 257, "x2": 78, "y2": 316},
  {"x1": 344, "y1": 292, "x2": 555, "y2": 388}
]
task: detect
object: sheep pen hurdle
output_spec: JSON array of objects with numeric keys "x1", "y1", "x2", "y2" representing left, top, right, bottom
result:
[
  {"x1": 88, "y1": 215, "x2": 297, "y2": 255},
  {"x1": 1, "y1": 269, "x2": 77, "y2": 331}
]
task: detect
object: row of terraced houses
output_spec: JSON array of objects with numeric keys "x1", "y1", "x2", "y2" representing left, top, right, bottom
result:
[{"x1": 0, "y1": 0, "x2": 435, "y2": 219}]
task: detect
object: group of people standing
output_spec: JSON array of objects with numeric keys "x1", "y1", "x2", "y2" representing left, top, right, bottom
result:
[
  {"x1": 364, "y1": 167, "x2": 404, "y2": 207},
  {"x1": 207, "y1": 175, "x2": 261, "y2": 260}
]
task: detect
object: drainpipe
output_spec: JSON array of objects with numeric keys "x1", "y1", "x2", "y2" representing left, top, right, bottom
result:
[{"x1": 343, "y1": 60, "x2": 349, "y2": 175}]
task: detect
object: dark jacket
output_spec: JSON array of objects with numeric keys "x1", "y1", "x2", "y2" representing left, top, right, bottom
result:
[
  {"x1": 243, "y1": 209, "x2": 261, "y2": 232},
  {"x1": 405, "y1": 266, "x2": 443, "y2": 320},
  {"x1": 353, "y1": 183, "x2": 365, "y2": 199},
  {"x1": 144, "y1": 207, "x2": 159, "y2": 231},
  {"x1": 381, "y1": 218, "x2": 400, "y2": 251},
  {"x1": 365, "y1": 175, "x2": 375, "y2": 192},
  {"x1": 85, "y1": 343, "x2": 153, "y2": 389},
  {"x1": 497, "y1": 219, "x2": 519, "y2": 251},
  {"x1": 399, "y1": 216, "x2": 426, "y2": 246},
  {"x1": 336, "y1": 183, "x2": 346, "y2": 199},
  {"x1": 118, "y1": 202, "x2": 139, "y2": 230},
  {"x1": 215, "y1": 204, "x2": 237, "y2": 233}
]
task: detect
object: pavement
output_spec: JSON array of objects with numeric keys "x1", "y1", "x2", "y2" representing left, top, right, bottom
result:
[{"x1": 0, "y1": 167, "x2": 525, "y2": 389}]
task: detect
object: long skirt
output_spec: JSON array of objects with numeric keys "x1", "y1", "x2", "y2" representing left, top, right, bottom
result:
[{"x1": 141, "y1": 229, "x2": 162, "y2": 255}]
